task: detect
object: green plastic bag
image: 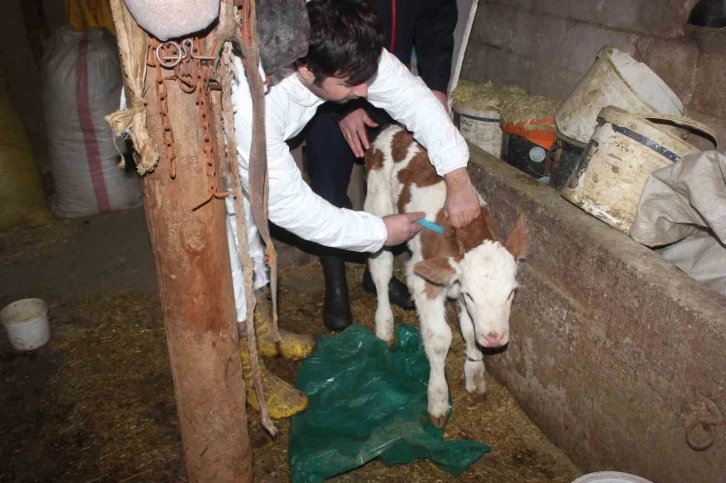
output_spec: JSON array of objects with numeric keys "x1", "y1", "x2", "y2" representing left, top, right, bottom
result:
[{"x1": 288, "y1": 324, "x2": 490, "y2": 483}]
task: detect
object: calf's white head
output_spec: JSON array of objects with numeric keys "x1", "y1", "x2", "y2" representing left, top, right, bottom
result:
[{"x1": 414, "y1": 216, "x2": 527, "y2": 348}]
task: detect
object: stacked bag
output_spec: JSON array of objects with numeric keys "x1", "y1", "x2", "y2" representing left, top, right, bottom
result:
[{"x1": 42, "y1": 26, "x2": 141, "y2": 218}]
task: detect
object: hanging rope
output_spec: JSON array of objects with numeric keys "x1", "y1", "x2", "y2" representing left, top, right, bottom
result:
[
  {"x1": 220, "y1": 0, "x2": 278, "y2": 437},
  {"x1": 219, "y1": 42, "x2": 277, "y2": 437},
  {"x1": 235, "y1": 0, "x2": 281, "y2": 346},
  {"x1": 106, "y1": 0, "x2": 158, "y2": 175}
]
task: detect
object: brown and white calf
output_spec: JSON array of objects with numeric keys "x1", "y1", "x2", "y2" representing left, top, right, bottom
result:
[{"x1": 364, "y1": 125, "x2": 527, "y2": 427}]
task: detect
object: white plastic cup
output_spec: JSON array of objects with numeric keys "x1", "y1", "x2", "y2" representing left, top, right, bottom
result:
[
  {"x1": 1, "y1": 298, "x2": 51, "y2": 351},
  {"x1": 572, "y1": 471, "x2": 654, "y2": 483}
]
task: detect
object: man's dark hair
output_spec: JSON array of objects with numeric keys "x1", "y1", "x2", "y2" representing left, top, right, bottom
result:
[{"x1": 300, "y1": 0, "x2": 384, "y2": 86}]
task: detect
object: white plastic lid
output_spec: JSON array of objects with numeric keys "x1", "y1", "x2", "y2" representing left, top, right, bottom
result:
[
  {"x1": 572, "y1": 471, "x2": 654, "y2": 483},
  {"x1": 606, "y1": 48, "x2": 684, "y2": 116}
]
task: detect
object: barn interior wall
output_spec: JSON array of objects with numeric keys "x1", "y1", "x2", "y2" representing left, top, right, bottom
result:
[{"x1": 461, "y1": 0, "x2": 726, "y2": 153}]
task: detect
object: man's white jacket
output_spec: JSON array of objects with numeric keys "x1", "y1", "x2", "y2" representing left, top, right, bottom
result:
[{"x1": 227, "y1": 49, "x2": 470, "y2": 321}]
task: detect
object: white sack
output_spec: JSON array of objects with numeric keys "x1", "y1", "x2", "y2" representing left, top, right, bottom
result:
[
  {"x1": 123, "y1": 0, "x2": 219, "y2": 41},
  {"x1": 43, "y1": 27, "x2": 142, "y2": 218},
  {"x1": 631, "y1": 150, "x2": 726, "y2": 296}
]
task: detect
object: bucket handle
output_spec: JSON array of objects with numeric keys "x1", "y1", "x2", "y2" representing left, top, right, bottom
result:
[{"x1": 624, "y1": 112, "x2": 719, "y2": 149}]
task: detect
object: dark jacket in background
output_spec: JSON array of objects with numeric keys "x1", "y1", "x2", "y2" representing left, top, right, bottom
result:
[{"x1": 373, "y1": 0, "x2": 457, "y2": 93}]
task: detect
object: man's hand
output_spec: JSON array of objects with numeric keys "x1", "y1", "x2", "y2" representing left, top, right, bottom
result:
[
  {"x1": 431, "y1": 90, "x2": 449, "y2": 113},
  {"x1": 383, "y1": 212, "x2": 425, "y2": 246},
  {"x1": 444, "y1": 168, "x2": 480, "y2": 228},
  {"x1": 339, "y1": 108, "x2": 379, "y2": 158}
]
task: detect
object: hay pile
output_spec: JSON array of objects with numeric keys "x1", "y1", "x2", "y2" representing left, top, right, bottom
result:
[
  {"x1": 451, "y1": 80, "x2": 528, "y2": 112},
  {"x1": 501, "y1": 96, "x2": 562, "y2": 131}
]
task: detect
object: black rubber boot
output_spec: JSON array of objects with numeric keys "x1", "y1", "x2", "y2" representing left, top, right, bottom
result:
[
  {"x1": 362, "y1": 266, "x2": 415, "y2": 310},
  {"x1": 320, "y1": 256, "x2": 353, "y2": 331}
]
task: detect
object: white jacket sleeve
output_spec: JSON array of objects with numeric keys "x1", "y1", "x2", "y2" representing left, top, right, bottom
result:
[
  {"x1": 233, "y1": 84, "x2": 387, "y2": 253},
  {"x1": 265, "y1": 129, "x2": 387, "y2": 253},
  {"x1": 367, "y1": 49, "x2": 468, "y2": 177}
]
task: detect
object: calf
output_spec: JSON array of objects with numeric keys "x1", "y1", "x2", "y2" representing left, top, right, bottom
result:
[{"x1": 364, "y1": 125, "x2": 527, "y2": 427}]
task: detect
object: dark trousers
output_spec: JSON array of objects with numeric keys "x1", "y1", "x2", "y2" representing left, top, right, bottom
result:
[{"x1": 305, "y1": 101, "x2": 395, "y2": 210}]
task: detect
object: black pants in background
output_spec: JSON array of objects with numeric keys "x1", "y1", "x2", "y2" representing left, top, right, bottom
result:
[{"x1": 305, "y1": 101, "x2": 395, "y2": 210}]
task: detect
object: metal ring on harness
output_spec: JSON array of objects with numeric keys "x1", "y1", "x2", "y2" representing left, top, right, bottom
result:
[{"x1": 155, "y1": 41, "x2": 183, "y2": 68}]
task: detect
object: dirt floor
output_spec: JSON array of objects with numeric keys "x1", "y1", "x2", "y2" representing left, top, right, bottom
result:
[{"x1": 0, "y1": 209, "x2": 582, "y2": 482}]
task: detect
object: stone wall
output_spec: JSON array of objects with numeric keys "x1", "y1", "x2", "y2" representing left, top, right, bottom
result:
[{"x1": 461, "y1": 0, "x2": 726, "y2": 153}]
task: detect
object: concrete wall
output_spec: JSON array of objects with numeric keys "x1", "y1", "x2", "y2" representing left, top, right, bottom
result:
[
  {"x1": 461, "y1": 0, "x2": 726, "y2": 153},
  {"x1": 467, "y1": 143, "x2": 726, "y2": 483}
]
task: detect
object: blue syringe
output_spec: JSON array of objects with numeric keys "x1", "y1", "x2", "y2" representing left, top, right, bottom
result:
[{"x1": 415, "y1": 218, "x2": 447, "y2": 236}]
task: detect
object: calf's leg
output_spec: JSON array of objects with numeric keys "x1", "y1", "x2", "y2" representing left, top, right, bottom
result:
[
  {"x1": 368, "y1": 251, "x2": 395, "y2": 345},
  {"x1": 459, "y1": 300, "x2": 487, "y2": 395},
  {"x1": 364, "y1": 182, "x2": 397, "y2": 346},
  {"x1": 413, "y1": 281, "x2": 451, "y2": 428}
]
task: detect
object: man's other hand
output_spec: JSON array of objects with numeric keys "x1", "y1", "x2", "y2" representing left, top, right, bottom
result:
[
  {"x1": 431, "y1": 90, "x2": 449, "y2": 113},
  {"x1": 339, "y1": 108, "x2": 379, "y2": 158},
  {"x1": 443, "y1": 168, "x2": 480, "y2": 228}
]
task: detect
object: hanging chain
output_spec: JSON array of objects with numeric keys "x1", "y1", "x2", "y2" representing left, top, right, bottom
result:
[
  {"x1": 148, "y1": 40, "x2": 177, "y2": 178},
  {"x1": 147, "y1": 37, "x2": 228, "y2": 202},
  {"x1": 192, "y1": 37, "x2": 227, "y2": 210}
]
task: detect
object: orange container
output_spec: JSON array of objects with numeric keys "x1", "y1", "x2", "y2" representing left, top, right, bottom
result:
[{"x1": 501, "y1": 117, "x2": 557, "y2": 150}]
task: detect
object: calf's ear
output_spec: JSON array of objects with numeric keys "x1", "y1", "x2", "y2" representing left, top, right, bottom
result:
[
  {"x1": 414, "y1": 258, "x2": 458, "y2": 285},
  {"x1": 504, "y1": 216, "x2": 528, "y2": 262}
]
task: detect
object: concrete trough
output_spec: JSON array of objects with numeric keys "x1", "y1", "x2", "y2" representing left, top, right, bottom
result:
[{"x1": 467, "y1": 143, "x2": 726, "y2": 483}]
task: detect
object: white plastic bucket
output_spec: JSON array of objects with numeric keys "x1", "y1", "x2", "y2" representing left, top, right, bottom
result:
[
  {"x1": 453, "y1": 102, "x2": 505, "y2": 158},
  {"x1": 555, "y1": 46, "x2": 684, "y2": 145},
  {"x1": 1, "y1": 298, "x2": 51, "y2": 351},
  {"x1": 561, "y1": 106, "x2": 718, "y2": 233},
  {"x1": 572, "y1": 471, "x2": 653, "y2": 483}
]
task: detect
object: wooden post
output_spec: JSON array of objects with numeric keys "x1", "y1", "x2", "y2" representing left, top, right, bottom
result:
[
  {"x1": 141, "y1": 73, "x2": 253, "y2": 481},
  {"x1": 108, "y1": 1, "x2": 256, "y2": 479},
  {"x1": 108, "y1": 2, "x2": 254, "y2": 478}
]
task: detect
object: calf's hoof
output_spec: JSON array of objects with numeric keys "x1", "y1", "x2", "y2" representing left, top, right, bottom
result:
[
  {"x1": 465, "y1": 360, "x2": 487, "y2": 395},
  {"x1": 381, "y1": 336, "x2": 395, "y2": 348},
  {"x1": 429, "y1": 413, "x2": 448, "y2": 429},
  {"x1": 375, "y1": 319, "x2": 395, "y2": 348},
  {"x1": 376, "y1": 335, "x2": 395, "y2": 349}
]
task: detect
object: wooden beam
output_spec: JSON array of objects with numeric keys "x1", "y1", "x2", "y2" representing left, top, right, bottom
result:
[
  {"x1": 135, "y1": 46, "x2": 255, "y2": 479},
  {"x1": 141, "y1": 69, "x2": 253, "y2": 481},
  {"x1": 107, "y1": 0, "x2": 254, "y2": 477},
  {"x1": 107, "y1": 1, "x2": 256, "y2": 478}
]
